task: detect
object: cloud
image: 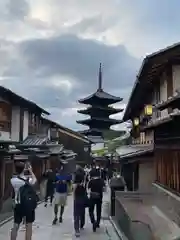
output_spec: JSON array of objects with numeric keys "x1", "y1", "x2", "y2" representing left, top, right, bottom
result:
[
  {"x1": 0, "y1": 0, "x2": 179, "y2": 131},
  {"x1": 18, "y1": 34, "x2": 139, "y2": 90},
  {"x1": 1, "y1": 34, "x2": 138, "y2": 132},
  {"x1": 7, "y1": 0, "x2": 29, "y2": 20}
]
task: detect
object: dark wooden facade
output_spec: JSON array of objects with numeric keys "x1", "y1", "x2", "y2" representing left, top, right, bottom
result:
[
  {"x1": 152, "y1": 115, "x2": 180, "y2": 193},
  {"x1": 121, "y1": 43, "x2": 180, "y2": 194},
  {"x1": 0, "y1": 145, "x2": 18, "y2": 210},
  {"x1": 0, "y1": 101, "x2": 12, "y2": 133},
  {"x1": 58, "y1": 128, "x2": 91, "y2": 165}
]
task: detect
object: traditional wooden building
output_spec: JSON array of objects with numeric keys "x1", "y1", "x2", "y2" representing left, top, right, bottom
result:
[
  {"x1": 0, "y1": 86, "x2": 50, "y2": 209},
  {"x1": 57, "y1": 123, "x2": 91, "y2": 165},
  {"x1": 121, "y1": 43, "x2": 180, "y2": 210}
]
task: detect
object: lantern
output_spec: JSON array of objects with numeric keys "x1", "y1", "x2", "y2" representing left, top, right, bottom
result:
[
  {"x1": 144, "y1": 105, "x2": 153, "y2": 116},
  {"x1": 133, "y1": 118, "x2": 139, "y2": 126}
]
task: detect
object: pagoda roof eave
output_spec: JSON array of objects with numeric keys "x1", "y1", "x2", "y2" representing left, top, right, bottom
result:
[
  {"x1": 76, "y1": 118, "x2": 123, "y2": 125},
  {"x1": 77, "y1": 106, "x2": 123, "y2": 115},
  {"x1": 78, "y1": 90, "x2": 123, "y2": 105},
  {"x1": 79, "y1": 129, "x2": 103, "y2": 137}
]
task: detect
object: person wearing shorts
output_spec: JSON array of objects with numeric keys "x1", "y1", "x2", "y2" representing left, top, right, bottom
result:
[
  {"x1": 52, "y1": 172, "x2": 68, "y2": 224},
  {"x1": 10, "y1": 162, "x2": 37, "y2": 240}
]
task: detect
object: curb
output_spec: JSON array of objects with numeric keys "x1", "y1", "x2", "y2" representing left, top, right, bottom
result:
[
  {"x1": 109, "y1": 216, "x2": 128, "y2": 240},
  {"x1": 0, "y1": 200, "x2": 44, "y2": 228}
]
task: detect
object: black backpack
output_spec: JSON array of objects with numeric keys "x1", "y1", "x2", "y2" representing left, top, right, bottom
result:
[{"x1": 18, "y1": 177, "x2": 39, "y2": 211}]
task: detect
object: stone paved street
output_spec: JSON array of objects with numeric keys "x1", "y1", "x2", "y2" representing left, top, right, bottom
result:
[{"x1": 0, "y1": 192, "x2": 120, "y2": 240}]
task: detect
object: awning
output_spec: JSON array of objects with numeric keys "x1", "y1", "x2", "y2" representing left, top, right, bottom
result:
[
  {"x1": 18, "y1": 135, "x2": 64, "y2": 156},
  {"x1": 61, "y1": 149, "x2": 77, "y2": 160},
  {"x1": 116, "y1": 144, "x2": 154, "y2": 160}
]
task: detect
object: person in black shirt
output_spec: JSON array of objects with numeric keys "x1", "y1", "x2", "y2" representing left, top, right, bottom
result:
[
  {"x1": 73, "y1": 179, "x2": 88, "y2": 237},
  {"x1": 88, "y1": 171, "x2": 105, "y2": 232},
  {"x1": 74, "y1": 166, "x2": 85, "y2": 183}
]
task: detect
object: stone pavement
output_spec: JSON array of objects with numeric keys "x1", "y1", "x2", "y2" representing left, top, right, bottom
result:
[{"x1": 0, "y1": 192, "x2": 120, "y2": 240}]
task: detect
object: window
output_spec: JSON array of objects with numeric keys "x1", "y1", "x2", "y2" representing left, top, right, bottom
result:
[
  {"x1": 0, "y1": 102, "x2": 11, "y2": 131},
  {"x1": 28, "y1": 112, "x2": 40, "y2": 133}
]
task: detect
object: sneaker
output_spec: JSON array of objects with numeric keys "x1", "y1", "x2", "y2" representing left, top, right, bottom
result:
[
  {"x1": 44, "y1": 203, "x2": 47, "y2": 207},
  {"x1": 52, "y1": 218, "x2": 57, "y2": 225},
  {"x1": 75, "y1": 232, "x2": 80, "y2": 237}
]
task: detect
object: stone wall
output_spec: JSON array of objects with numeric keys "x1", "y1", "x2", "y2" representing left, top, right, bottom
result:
[{"x1": 152, "y1": 183, "x2": 180, "y2": 226}]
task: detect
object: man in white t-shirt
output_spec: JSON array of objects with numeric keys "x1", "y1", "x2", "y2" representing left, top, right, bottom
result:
[{"x1": 10, "y1": 162, "x2": 37, "y2": 240}]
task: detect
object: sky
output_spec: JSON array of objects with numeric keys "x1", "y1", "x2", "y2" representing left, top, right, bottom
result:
[{"x1": 0, "y1": 0, "x2": 179, "y2": 131}]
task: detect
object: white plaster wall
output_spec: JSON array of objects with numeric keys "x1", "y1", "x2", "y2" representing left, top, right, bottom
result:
[
  {"x1": 0, "y1": 131, "x2": 11, "y2": 141},
  {"x1": 140, "y1": 131, "x2": 154, "y2": 144},
  {"x1": 160, "y1": 73, "x2": 168, "y2": 118},
  {"x1": 145, "y1": 131, "x2": 154, "y2": 143},
  {"x1": 48, "y1": 128, "x2": 51, "y2": 139},
  {"x1": 172, "y1": 65, "x2": 180, "y2": 94},
  {"x1": 11, "y1": 106, "x2": 20, "y2": 141},
  {"x1": 23, "y1": 111, "x2": 29, "y2": 140},
  {"x1": 138, "y1": 161, "x2": 155, "y2": 191}
]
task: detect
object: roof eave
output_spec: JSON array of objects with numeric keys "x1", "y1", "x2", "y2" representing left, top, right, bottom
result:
[
  {"x1": 123, "y1": 57, "x2": 149, "y2": 121},
  {"x1": 42, "y1": 117, "x2": 90, "y2": 143},
  {"x1": 79, "y1": 92, "x2": 123, "y2": 104},
  {"x1": 0, "y1": 86, "x2": 49, "y2": 115},
  {"x1": 123, "y1": 43, "x2": 180, "y2": 121}
]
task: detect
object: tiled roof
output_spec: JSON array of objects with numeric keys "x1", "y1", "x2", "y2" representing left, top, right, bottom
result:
[
  {"x1": 21, "y1": 135, "x2": 49, "y2": 146},
  {"x1": 79, "y1": 90, "x2": 123, "y2": 104},
  {"x1": 49, "y1": 145, "x2": 64, "y2": 155},
  {"x1": 116, "y1": 144, "x2": 154, "y2": 159},
  {"x1": 0, "y1": 86, "x2": 49, "y2": 114},
  {"x1": 61, "y1": 149, "x2": 77, "y2": 160}
]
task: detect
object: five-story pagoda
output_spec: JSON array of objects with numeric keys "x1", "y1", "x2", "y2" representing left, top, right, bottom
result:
[{"x1": 77, "y1": 64, "x2": 123, "y2": 140}]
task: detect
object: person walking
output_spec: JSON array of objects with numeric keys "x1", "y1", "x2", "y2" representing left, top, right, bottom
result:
[
  {"x1": 10, "y1": 162, "x2": 37, "y2": 240},
  {"x1": 44, "y1": 169, "x2": 55, "y2": 207},
  {"x1": 88, "y1": 171, "x2": 105, "y2": 232},
  {"x1": 74, "y1": 165, "x2": 85, "y2": 183},
  {"x1": 73, "y1": 179, "x2": 88, "y2": 237},
  {"x1": 52, "y1": 171, "x2": 68, "y2": 224}
]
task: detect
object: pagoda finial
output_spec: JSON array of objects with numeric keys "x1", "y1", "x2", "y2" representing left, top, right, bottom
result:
[{"x1": 98, "y1": 63, "x2": 102, "y2": 91}]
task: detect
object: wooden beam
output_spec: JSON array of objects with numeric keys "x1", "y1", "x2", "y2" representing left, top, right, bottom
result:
[{"x1": 58, "y1": 128, "x2": 90, "y2": 143}]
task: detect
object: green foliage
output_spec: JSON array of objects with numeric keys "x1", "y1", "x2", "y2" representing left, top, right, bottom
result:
[
  {"x1": 103, "y1": 129, "x2": 126, "y2": 140},
  {"x1": 92, "y1": 148, "x2": 108, "y2": 156}
]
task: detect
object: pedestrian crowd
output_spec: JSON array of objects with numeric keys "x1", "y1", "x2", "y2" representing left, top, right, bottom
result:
[{"x1": 10, "y1": 161, "x2": 117, "y2": 239}]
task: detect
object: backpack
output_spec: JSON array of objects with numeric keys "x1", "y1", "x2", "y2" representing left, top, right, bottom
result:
[{"x1": 18, "y1": 177, "x2": 39, "y2": 211}]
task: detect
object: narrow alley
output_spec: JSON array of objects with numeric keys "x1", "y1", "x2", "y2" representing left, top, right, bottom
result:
[{"x1": 0, "y1": 192, "x2": 120, "y2": 240}]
